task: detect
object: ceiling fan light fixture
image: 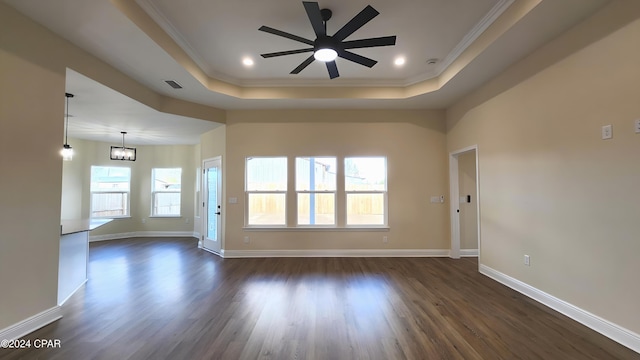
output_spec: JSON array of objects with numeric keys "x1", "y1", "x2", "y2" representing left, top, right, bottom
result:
[
  {"x1": 259, "y1": 2, "x2": 396, "y2": 78},
  {"x1": 314, "y1": 47, "x2": 337, "y2": 62}
]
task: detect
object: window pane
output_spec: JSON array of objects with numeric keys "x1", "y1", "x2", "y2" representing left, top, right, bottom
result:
[
  {"x1": 153, "y1": 168, "x2": 182, "y2": 192},
  {"x1": 347, "y1": 193, "x2": 385, "y2": 225},
  {"x1": 207, "y1": 167, "x2": 219, "y2": 237},
  {"x1": 91, "y1": 166, "x2": 131, "y2": 191},
  {"x1": 248, "y1": 193, "x2": 286, "y2": 225},
  {"x1": 298, "y1": 193, "x2": 335, "y2": 225},
  {"x1": 195, "y1": 167, "x2": 201, "y2": 217},
  {"x1": 153, "y1": 193, "x2": 181, "y2": 216},
  {"x1": 246, "y1": 157, "x2": 287, "y2": 191},
  {"x1": 345, "y1": 157, "x2": 386, "y2": 191},
  {"x1": 91, "y1": 193, "x2": 129, "y2": 217},
  {"x1": 296, "y1": 157, "x2": 336, "y2": 191}
]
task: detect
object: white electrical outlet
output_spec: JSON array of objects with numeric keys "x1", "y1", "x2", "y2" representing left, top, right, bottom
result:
[
  {"x1": 635, "y1": 119, "x2": 640, "y2": 134},
  {"x1": 602, "y1": 125, "x2": 612, "y2": 140},
  {"x1": 185, "y1": 218, "x2": 189, "y2": 224},
  {"x1": 382, "y1": 236, "x2": 388, "y2": 243},
  {"x1": 141, "y1": 218, "x2": 146, "y2": 224},
  {"x1": 243, "y1": 236, "x2": 250, "y2": 244},
  {"x1": 524, "y1": 255, "x2": 530, "y2": 266}
]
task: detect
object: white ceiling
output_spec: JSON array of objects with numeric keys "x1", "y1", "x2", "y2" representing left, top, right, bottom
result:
[
  {"x1": 65, "y1": 69, "x2": 219, "y2": 145},
  {"x1": 5, "y1": 0, "x2": 608, "y2": 144}
]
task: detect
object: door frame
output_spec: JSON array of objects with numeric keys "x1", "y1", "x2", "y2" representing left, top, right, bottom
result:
[
  {"x1": 449, "y1": 145, "x2": 480, "y2": 263},
  {"x1": 201, "y1": 156, "x2": 223, "y2": 256}
]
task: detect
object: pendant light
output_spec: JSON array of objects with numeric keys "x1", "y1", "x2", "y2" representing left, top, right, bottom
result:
[
  {"x1": 61, "y1": 93, "x2": 74, "y2": 161},
  {"x1": 110, "y1": 131, "x2": 137, "y2": 161}
]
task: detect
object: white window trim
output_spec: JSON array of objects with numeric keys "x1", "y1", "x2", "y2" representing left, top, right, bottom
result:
[
  {"x1": 344, "y1": 157, "x2": 388, "y2": 227},
  {"x1": 244, "y1": 190, "x2": 288, "y2": 227},
  {"x1": 244, "y1": 156, "x2": 389, "y2": 230},
  {"x1": 295, "y1": 156, "x2": 338, "y2": 226},
  {"x1": 345, "y1": 191, "x2": 388, "y2": 228},
  {"x1": 90, "y1": 165, "x2": 132, "y2": 219},
  {"x1": 151, "y1": 191, "x2": 182, "y2": 217},
  {"x1": 90, "y1": 191, "x2": 131, "y2": 219},
  {"x1": 151, "y1": 168, "x2": 182, "y2": 217},
  {"x1": 296, "y1": 190, "x2": 337, "y2": 226},
  {"x1": 245, "y1": 157, "x2": 288, "y2": 227}
]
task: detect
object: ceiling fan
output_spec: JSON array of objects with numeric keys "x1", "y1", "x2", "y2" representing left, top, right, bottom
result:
[{"x1": 259, "y1": 2, "x2": 397, "y2": 79}]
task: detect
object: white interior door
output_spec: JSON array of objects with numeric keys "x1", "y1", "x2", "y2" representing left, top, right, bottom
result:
[{"x1": 202, "y1": 157, "x2": 222, "y2": 254}]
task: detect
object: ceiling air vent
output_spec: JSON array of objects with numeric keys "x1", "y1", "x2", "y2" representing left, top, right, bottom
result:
[{"x1": 164, "y1": 80, "x2": 183, "y2": 89}]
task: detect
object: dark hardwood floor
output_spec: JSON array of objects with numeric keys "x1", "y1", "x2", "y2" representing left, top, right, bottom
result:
[{"x1": 1, "y1": 237, "x2": 637, "y2": 360}]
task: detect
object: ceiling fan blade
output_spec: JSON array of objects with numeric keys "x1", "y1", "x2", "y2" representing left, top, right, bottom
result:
[
  {"x1": 261, "y1": 48, "x2": 314, "y2": 58},
  {"x1": 337, "y1": 50, "x2": 377, "y2": 68},
  {"x1": 326, "y1": 61, "x2": 339, "y2": 79},
  {"x1": 291, "y1": 55, "x2": 316, "y2": 74},
  {"x1": 259, "y1": 26, "x2": 314, "y2": 46},
  {"x1": 303, "y1": 1, "x2": 325, "y2": 37},
  {"x1": 332, "y1": 5, "x2": 379, "y2": 41},
  {"x1": 342, "y1": 36, "x2": 396, "y2": 50}
]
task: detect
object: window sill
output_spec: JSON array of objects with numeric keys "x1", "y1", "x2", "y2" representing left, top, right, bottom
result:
[
  {"x1": 243, "y1": 226, "x2": 389, "y2": 232},
  {"x1": 92, "y1": 216, "x2": 130, "y2": 220},
  {"x1": 149, "y1": 215, "x2": 182, "y2": 218}
]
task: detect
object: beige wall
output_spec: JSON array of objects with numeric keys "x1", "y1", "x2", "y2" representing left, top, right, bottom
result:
[
  {"x1": 0, "y1": 43, "x2": 64, "y2": 329},
  {"x1": 457, "y1": 151, "x2": 478, "y2": 250},
  {"x1": 446, "y1": 5, "x2": 640, "y2": 334},
  {"x1": 59, "y1": 138, "x2": 197, "y2": 236},
  {"x1": 223, "y1": 110, "x2": 448, "y2": 251}
]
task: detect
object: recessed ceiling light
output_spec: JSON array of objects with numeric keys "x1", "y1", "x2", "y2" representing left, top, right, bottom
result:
[
  {"x1": 394, "y1": 57, "x2": 405, "y2": 66},
  {"x1": 242, "y1": 58, "x2": 254, "y2": 67}
]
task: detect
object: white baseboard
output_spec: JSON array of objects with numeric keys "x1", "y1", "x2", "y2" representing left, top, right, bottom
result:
[
  {"x1": 480, "y1": 264, "x2": 640, "y2": 354},
  {"x1": 89, "y1": 231, "x2": 197, "y2": 242},
  {"x1": 201, "y1": 246, "x2": 224, "y2": 257},
  {"x1": 0, "y1": 306, "x2": 62, "y2": 341},
  {"x1": 221, "y1": 249, "x2": 450, "y2": 258},
  {"x1": 460, "y1": 249, "x2": 479, "y2": 257}
]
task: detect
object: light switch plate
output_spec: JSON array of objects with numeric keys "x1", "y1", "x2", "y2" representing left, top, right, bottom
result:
[
  {"x1": 228, "y1": 197, "x2": 238, "y2": 204},
  {"x1": 602, "y1": 125, "x2": 612, "y2": 140}
]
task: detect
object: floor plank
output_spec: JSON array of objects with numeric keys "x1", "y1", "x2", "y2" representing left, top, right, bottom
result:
[{"x1": 0, "y1": 237, "x2": 637, "y2": 360}]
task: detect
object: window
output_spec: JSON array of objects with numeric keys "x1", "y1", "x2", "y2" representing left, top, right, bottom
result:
[
  {"x1": 90, "y1": 166, "x2": 131, "y2": 218},
  {"x1": 151, "y1": 168, "x2": 182, "y2": 216},
  {"x1": 195, "y1": 167, "x2": 201, "y2": 217},
  {"x1": 345, "y1": 157, "x2": 387, "y2": 226},
  {"x1": 246, "y1": 157, "x2": 287, "y2": 226},
  {"x1": 296, "y1": 157, "x2": 336, "y2": 225}
]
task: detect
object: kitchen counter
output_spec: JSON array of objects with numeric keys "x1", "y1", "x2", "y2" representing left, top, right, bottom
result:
[
  {"x1": 58, "y1": 218, "x2": 112, "y2": 305},
  {"x1": 61, "y1": 218, "x2": 112, "y2": 235}
]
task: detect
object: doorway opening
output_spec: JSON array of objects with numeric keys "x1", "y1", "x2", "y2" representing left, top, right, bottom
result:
[{"x1": 449, "y1": 146, "x2": 480, "y2": 263}]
